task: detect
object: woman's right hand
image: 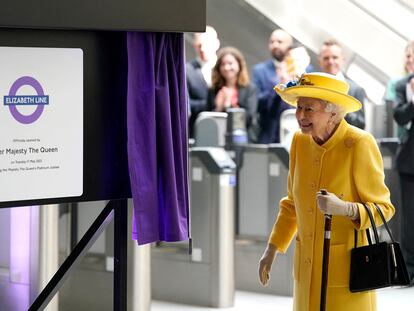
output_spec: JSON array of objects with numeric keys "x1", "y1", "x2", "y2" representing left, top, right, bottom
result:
[
  {"x1": 215, "y1": 87, "x2": 232, "y2": 111},
  {"x1": 258, "y1": 243, "x2": 278, "y2": 286}
]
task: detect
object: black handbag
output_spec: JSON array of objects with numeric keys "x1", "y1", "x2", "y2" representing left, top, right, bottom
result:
[{"x1": 349, "y1": 203, "x2": 411, "y2": 292}]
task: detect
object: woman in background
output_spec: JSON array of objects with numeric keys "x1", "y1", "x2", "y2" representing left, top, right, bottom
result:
[{"x1": 207, "y1": 46, "x2": 258, "y2": 141}]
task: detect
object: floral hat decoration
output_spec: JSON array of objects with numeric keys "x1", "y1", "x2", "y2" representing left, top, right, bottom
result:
[{"x1": 274, "y1": 72, "x2": 362, "y2": 113}]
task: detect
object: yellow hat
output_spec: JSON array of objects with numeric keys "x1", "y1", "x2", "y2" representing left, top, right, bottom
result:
[{"x1": 274, "y1": 72, "x2": 362, "y2": 113}]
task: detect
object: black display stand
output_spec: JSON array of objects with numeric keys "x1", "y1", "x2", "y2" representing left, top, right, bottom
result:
[
  {"x1": 28, "y1": 199, "x2": 128, "y2": 311},
  {"x1": 0, "y1": 1, "x2": 205, "y2": 310}
]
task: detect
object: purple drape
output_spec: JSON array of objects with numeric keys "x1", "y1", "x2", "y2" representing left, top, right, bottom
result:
[{"x1": 126, "y1": 32, "x2": 189, "y2": 245}]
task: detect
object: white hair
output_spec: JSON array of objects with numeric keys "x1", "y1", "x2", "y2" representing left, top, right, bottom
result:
[
  {"x1": 324, "y1": 102, "x2": 347, "y2": 123},
  {"x1": 296, "y1": 97, "x2": 347, "y2": 123}
]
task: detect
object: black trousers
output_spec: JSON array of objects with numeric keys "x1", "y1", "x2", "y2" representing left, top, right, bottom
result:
[{"x1": 399, "y1": 172, "x2": 414, "y2": 285}]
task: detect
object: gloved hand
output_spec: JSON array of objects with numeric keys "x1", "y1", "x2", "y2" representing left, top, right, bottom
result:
[
  {"x1": 316, "y1": 190, "x2": 358, "y2": 219},
  {"x1": 258, "y1": 243, "x2": 278, "y2": 286}
]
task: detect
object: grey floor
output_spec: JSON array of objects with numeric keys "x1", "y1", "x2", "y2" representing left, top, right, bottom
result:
[
  {"x1": 1, "y1": 280, "x2": 413, "y2": 311},
  {"x1": 1, "y1": 258, "x2": 413, "y2": 311},
  {"x1": 152, "y1": 287, "x2": 414, "y2": 311}
]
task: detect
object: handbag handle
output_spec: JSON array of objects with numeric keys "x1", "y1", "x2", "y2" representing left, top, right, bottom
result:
[
  {"x1": 354, "y1": 203, "x2": 396, "y2": 247},
  {"x1": 362, "y1": 203, "x2": 380, "y2": 243},
  {"x1": 373, "y1": 203, "x2": 395, "y2": 243},
  {"x1": 354, "y1": 203, "x2": 379, "y2": 248},
  {"x1": 354, "y1": 203, "x2": 379, "y2": 247}
]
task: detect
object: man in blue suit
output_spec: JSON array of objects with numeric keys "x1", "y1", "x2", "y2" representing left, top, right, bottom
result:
[
  {"x1": 252, "y1": 29, "x2": 293, "y2": 143},
  {"x1": 186, "y1": 26, "x2": 220, "y2": 138}
]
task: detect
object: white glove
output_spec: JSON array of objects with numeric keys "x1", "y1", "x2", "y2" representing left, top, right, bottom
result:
[
  {"x1": 258, "y1": 244, "x2": 278, "y2": 286},
  {"x1": 316, "y1": 190, "x2": 359, "y2": 219}
]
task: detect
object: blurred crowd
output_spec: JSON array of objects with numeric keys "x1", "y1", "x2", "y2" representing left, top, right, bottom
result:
[
  {"x1": 186, "y1": 26, "x2": 414, "y2": 143},
  {"x1": 186, "y1": 26, "x2": 387, "y2": 144}
]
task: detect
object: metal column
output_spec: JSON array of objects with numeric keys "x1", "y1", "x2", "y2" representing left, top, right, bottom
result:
[
  {"x1": 105, "y1": 199, "x2": 151, "y2": 311},
  {"x1": 29, "y1": 205, "x2": 60, "y2": 311}
]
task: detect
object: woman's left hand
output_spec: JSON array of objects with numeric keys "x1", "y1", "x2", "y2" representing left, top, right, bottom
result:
[{"x1": 316, "y1": 191, "x2": 353, "y2": 216}]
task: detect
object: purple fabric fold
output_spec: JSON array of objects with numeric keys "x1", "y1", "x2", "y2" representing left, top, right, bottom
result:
[{"x1": 126, "y1": 32, "x2": 189, "y2": 245}]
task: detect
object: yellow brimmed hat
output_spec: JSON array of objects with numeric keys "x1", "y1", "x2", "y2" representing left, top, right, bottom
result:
[{"x1": 274, "y1": 72, "x2": 362, "y2": 113}]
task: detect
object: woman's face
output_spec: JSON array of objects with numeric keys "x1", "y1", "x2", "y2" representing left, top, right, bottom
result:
[
  {"x1": 405, "y1": 47, "x2": 414, "y2": 74},
  {"x1": 219, "y1": 53, "x2": 240, "y2": 82},
  {"x1": 295, "y1": 97, "x2": 333, "y2": 140}
]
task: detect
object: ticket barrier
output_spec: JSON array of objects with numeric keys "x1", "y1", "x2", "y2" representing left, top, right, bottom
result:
[
  {"x1": 194, "y1": 112, "x2": 227, "y2": 148},
  {"x1": 238, "y1": 144, "x2": 289, "y2": 238},
  {"x1": 151, "y1": 147, "x2": 236, "y2": 307},
  {"x1": 377, "y1": 137, "x2": 401, "y2": 241},
  {"x1": 236, "y1": 144, "x2": 294, "y2": 296}
]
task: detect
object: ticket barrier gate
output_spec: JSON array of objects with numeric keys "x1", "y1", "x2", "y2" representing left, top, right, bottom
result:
[
  {"x1": 239, "y1": 144, "x2": 289, "y2": 238},
  {"x1": 377, "y1": 137, "x2": 401, "y2": 241},
  {"x1": 151, "y1": 147, "x2": 236, "y2": 307},
  {"x1": 236, "y1": 144, "x2": 294, "y2": 296}
]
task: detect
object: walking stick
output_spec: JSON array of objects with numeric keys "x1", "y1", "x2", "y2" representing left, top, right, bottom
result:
[{"x1": 320, "y1": 189, "x2": 331, "y2": 311}]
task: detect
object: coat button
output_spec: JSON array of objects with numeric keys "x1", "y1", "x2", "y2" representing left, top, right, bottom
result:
[
  {"x1": 314, "y1": 158, "x2": 320, "y2": 165},
  {"x1": 310, "y1": 182, "x2": 316, "y2": 189},
  {"x1": 308, "y1": 208, "x2": 313, "y2": 214},
  {"x1": 344, "y1": 137, "x2": 355, "y2": 148},
  {"x1": 306, "y1": 233, "x2": 313, "y2": 239},
  {"x1": 305, "y1": 258, "x2": 311, "y2": 265}
]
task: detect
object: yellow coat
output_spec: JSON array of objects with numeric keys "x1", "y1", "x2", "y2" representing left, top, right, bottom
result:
[{"x1": 269, "y1": 119, "x2": 395, "y2": 311}]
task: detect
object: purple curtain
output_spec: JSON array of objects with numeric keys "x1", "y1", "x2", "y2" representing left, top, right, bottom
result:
[{"x1": 126, "y1": 32, "x2": 189, "y2": 245}]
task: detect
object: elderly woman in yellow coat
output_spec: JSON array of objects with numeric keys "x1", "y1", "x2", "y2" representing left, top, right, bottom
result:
[{"x1": 258, "y1": 72, "x2": 395, "y2": 311}]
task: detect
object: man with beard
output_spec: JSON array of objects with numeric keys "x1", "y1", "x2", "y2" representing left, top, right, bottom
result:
[{"x1": 252, "y1": 29, "x2": 293, "y2": 143}]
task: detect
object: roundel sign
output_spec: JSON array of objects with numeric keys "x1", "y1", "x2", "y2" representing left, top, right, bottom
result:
[{"x1": 4, "y1": 76, "x2": 49, "y2": 124}]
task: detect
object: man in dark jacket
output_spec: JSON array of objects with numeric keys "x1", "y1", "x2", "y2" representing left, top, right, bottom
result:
[{"x1": 394, "y1": 73, "x2": 414, "y2": 285}]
